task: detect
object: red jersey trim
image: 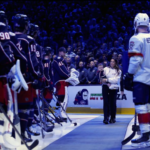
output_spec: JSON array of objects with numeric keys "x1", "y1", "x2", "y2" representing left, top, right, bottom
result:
[{"x1": 128, "y1": 52, "x2": 143, "y2": 58}]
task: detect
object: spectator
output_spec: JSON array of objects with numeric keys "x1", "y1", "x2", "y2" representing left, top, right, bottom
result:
[
  {"x1": 118, "y1": 53, "x2": 122, "y2": 65},
  {"x1": 66, "y1": 45, "x2": 76, "y2": 62},
  {"x1": 86, "y1": 61, "x2": 97, "y2": 84},
  {"x1": 118, "y1": 37, "x2": 124, "y2": 50},
  {"x1": 74, "y1": 55, "x2": 80, "y2": 69},
  {"x1": 65, "y1": 56, "x2": 75, "y2": 72},
  {"x1": 103, "y1": 60, "x2": 109, "y2": 68},
  {"x1": 94, "y1": 59, "x2": 98, "y2": 68},
  {"x1": 96, "y1": 63, "x2": 104, "y2": 85},
  {"x1": 112, "y1": 52, "x2": 118, "y2": 60},
  {"x1": 78, "y1": 61, "x2": 87, "y2": 84}
]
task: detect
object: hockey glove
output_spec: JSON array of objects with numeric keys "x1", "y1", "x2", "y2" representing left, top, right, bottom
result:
[
  {"x1": 123, "y1": 73, "x2": 133, "y2": 91},
  {"x1": 32, "y1": 77, "x2": 46, "y2": 90},
  {"x1": 48, "y1": 81, "x2": 53, "y2": 91}
]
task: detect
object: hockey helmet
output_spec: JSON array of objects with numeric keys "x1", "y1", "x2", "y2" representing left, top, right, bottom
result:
[
  {"x1": 12, "y1": 14, "x2": 30, "y2": 31},
  {"x1": 29, "y1": 23, "x2": 39, "y2": 36},
  {"x1": 0, "y1": 11, "x2": 8, "y2": 25},
  {"x1": 44, "y1": 47, "x2": 54, "y2": 56},
  {"x1": 134, "y1": 13, "x2": 149, "y2": 32}
]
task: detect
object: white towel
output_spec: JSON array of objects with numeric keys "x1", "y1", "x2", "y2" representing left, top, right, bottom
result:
[{"x1": 65, "y1": 68, "x2": 80, "y2": 86}]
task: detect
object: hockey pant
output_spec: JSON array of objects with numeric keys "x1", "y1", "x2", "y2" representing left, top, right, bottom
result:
[
  {"x1": 43, "y1": 88, "x2": 53, "y2": 113},
  {"x1": 17, "y1": 84, "x2": 36, "y2": 135}
]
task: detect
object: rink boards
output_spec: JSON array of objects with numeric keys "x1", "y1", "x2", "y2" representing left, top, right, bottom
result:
[{"x1": 51, "y1": 85, "x2": 135, "y2": 115}]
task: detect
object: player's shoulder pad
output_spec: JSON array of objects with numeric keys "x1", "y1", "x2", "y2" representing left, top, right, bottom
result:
[
  {"x1": 9, "y1": 32, "x2": 16, "y2": 36},
  {"x1": 129, "y1": 34, "x2": 143, "y2": 43},
  {"x1": 27, "y1": 35, "x2": 33, "y2": 39},
  {"x1": 0, "y1": 22, "x2": 6, "y2": 26}
]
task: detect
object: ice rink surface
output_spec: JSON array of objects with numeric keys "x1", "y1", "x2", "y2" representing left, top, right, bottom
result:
[
  {"x1": 17, "y1": 114, "x2": 99, "y2": 150},
  {"x1": 2, "y1": 114, "x2": 141, "y2": 150}
]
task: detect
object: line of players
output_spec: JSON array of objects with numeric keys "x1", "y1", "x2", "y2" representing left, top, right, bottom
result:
[{"x1": 0, "y1": 11, "x2": 71, "y2": 144}]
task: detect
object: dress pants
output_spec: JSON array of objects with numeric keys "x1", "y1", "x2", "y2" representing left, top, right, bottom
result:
[{"x1": 102, "y1": 85, "x2": 118, "y2": 120}]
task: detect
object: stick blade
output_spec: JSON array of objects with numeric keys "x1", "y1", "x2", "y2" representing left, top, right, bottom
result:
[
  {"x1": 122, "y1": 131, "x2": 136, "y2": 145},
  {"x1": 29, "y1": 139, "x2": 39, "y2": 150}
]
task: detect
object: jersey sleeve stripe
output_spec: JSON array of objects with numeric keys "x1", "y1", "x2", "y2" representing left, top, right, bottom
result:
[
  {"x1": 128, "y1": 52, "x2": 143, "y2": 58},
  {"x1": 0, "y1": 43, "x2": 12, "y2": 62}
]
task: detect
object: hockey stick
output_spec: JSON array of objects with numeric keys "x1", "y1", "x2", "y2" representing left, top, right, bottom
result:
[
  {"x1": 39, "y1": 92, "x2": 62, "y2": 126},
  {"x1": 41, "y1": 91, "x2": 48, "y2": 130},
  {"x1": 13, "y1": 91, "x2": 21, "y2": 143},
  {"x1": 36, "y1": 89, "x2": 45, "y2": 138},
  {"x1": 0, "y1": 104, "x2": 39, "y2": 150},
  {"x1": 3, "y1": 84, "x2": 20, "y2": 148},
  {"x1": 53, "y1": 93, "x2": 78, "y2": 126},
  {"x1": 122, "y1": 112, "x2": 138, "y2": 145}
]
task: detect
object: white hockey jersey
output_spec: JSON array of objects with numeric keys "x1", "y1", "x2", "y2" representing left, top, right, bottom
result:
[{"x1": 128, "y1": 33, "x2": 150, "y2": 85}]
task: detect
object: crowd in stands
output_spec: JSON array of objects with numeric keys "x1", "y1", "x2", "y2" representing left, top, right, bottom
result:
[{"x1": 1, "y1": 0, "x2": 149, "y2": 84}]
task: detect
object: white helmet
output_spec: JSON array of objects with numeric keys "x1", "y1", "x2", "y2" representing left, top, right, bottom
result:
[{"x1": 134, "y1": 13, "x2": 149, "y2": 31}]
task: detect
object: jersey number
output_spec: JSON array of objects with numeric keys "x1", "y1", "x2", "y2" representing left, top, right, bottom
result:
[
  {"x1": 59, "y1": 62, "x2": 64, "y2": 66},
  {"x1": 16, "y1": 42, "x2": 22, "y2": 51},
  {"x1": 0, "y1": 32, "x2": 10, "y2": 40},
  {"x1": 44, "y1": 63, "x2": 49, "y2": 68},
  {"x1": 31, "y1": 45, "x2": 36, "y2": 52},
  {"x1": 36, "y1": 51, "x2": 40, "y2": 57}
]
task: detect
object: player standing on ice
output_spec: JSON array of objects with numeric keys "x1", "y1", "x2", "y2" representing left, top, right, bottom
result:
[
  {"x1": 12, "y1": 14, "x2": 44, "y2": 142},
  {"x1": 53, "y1": 47, "x2": 70, "y2": 122},
  {"x1": 0, "y1": 11, "x2": 15, "y2": 146},
  {"x1": 29, "y1": 24, "x2": 54, "y2": 132},
  {"x1": 42, "y1": 47, "x2": 54, "y2": 114},
  {"x1": 53, "y1": 47, "x2": 79, "y2": 122},
  {"x1": 124, "y1": 13, "x2": 150, "y2": 147}
]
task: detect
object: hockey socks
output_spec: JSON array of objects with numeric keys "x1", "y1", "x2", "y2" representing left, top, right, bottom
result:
[
  {"x1": 28, "y1": 108, "x2": 34, "y2": 127},
  {"x1": 19, "y1": 110, "x2": 29, "y2": 135},
  {"x1": 147, "y1": 103, "x2": 150, "y2": 124},
  {"x1": 135, "y1": 105, "x2": 150, "y2": 134},
  {"x1": 0, "y1": 113, "x2": 4, "y2": 145}
]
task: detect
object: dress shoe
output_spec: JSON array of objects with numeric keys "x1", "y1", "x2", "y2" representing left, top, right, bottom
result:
[
  {"x1": 103, "y1": 119, "x2": 109, "y2": 124},
  {"x1": 109, "y1": 118, "x2": 116, "y2": 123}
]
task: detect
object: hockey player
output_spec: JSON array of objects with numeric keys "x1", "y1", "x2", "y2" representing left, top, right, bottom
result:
[
  {"x1": 124, "y1": 13, "x2": 150, "y2": 147},
  {"x1": 0, "y1": 10, "x2": 15, "y2": 127},
  {"x1": 12, "y1": 14, "x2": 44, "y2": 142},
  {"x1": 53, "y1": 47, "x2": 70, "y2": 122},
  {"x1": 43, "y1": 47, "x2": 53, "y2": 106},
  {"x1": 42, "y1": 47, "x2": 54, "y2": 123},
  {"x1": 29, "y1": 24, "x2": 54, "y2": 133},
  {"x1": 29, "y1": 23, "x2": 44, "y2": 78},
  {"x1": 27, "y1": 23, "x2": 43, "y2": 136},
  {"x1": 0, "y1": 11, "x2": 28, "y2": 66},
  {"x1": 0, "y1": 11, "x2": 24, "y2": 149}
]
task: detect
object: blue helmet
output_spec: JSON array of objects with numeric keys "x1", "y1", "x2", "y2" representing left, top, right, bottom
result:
[
  {"x1": 12, "y1": 14, "x2": 30, "y2": 31},
  {"x1": 29, "y1": 23, "x2": 39, "y2": 36},
  {"x1": 0, "y1": 11, "x2": 8, "y2": 24},
  {"x1": 44, "y1": 47, "x2": 54, "y2": 56}
]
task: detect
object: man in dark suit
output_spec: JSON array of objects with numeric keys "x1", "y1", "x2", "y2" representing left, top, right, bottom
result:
[{"x1": 86, "y1": 61, "x2": 97, "y2": 84}]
